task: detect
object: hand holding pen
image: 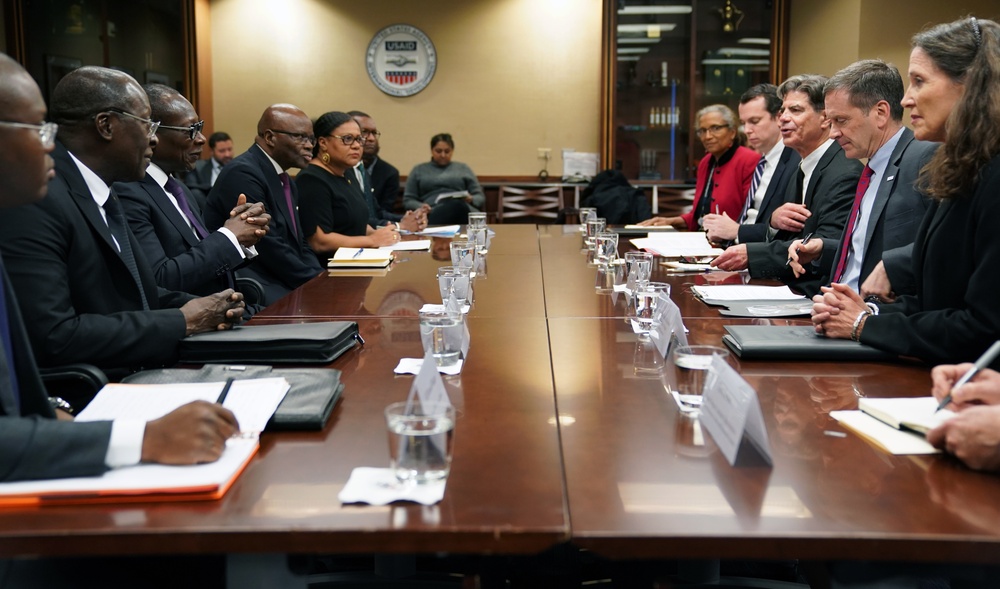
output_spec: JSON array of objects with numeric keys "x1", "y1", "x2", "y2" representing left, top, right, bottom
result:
[
  {"x1": 935, "y1": 341, "x2": 1000, "y2": 411},
  {"x1": 785, "y1": 231, "x2": 815, "y2": 268}
]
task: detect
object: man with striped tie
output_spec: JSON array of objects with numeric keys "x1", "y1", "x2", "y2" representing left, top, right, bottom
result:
[
  {"x1": 703, "y1": 84, "x2": 800, "y2": 245},
  {"x1": 786, "y1": 60, "x2": 937, "y2": 298}
]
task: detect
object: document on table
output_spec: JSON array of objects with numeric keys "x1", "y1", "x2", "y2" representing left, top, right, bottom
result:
[
  {"x1": 631, "y1": 233, "x2": 724, "y2": 257},
  {"x1": 0, "y1": 379, "x2": 289, "y2": 505},
  {"x1": 691, "y1": 285, "x2": 806, "y2": 302},
  {"x1": 417, "y1": 225, "x2": 460, "y2": 236},
  {"x1": 830, "y1": 410, "x2": 944, "y2": 455},
  {"x1": 382, "y1": 239, "x2": 431, "y2": 252}
]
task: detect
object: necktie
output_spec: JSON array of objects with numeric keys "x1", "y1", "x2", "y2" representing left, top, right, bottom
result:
[
  {"x1": 279, "y1": 172, "x2": 298, "y2": 236},
  {"x1": 693, "y1": 165, "x2": 716, "y2": 225},
  {"x1": 795, "y1": 165, "x2": 806, "y2": 204},
  {"x1": 164, "y1": 177, "x2": 209, "y2": 239},
  {"x1": 738, "y1": 155, "x2": 768, "y2": 223},
  {"x1": 104, "y1": 193, "x2": 151, "y2": 311},
  {"x1": 832, "y1": 165, "x2": 875, "y2": 283},
  {"x1": 0, "y1": 257, "x2": 21, "y2": 414}
]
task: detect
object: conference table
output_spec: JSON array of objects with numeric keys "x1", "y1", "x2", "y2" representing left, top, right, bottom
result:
[{"x1": 3, "y1": 224, "x2": 1000, "y2": 584}]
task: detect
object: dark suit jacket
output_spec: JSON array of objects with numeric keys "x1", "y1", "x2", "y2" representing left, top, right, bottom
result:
[
  {"x1": 369, "y1": 158, "x2": 402, "y2": 223},
  {"x1": 861, "y1": 154, "x2": 1000, "y2": 365},
  {"x1": 737, "y1": 146, "x2": 801, "y2": 243},
  {"x1": 680, "y1": 146, "x2": 759, "y2": 229},
  {"x1": 0, "y1": 265, "x2": 112, "y2": 482},
  {"x1": 116, "y1": 173, "x2": 245, "y2": 296},
  {"x1": 205, "y1": 144, "x2": 322, "y2": 304},
  {"x1": 183, "y1": 158, "x2": 214, "y2": 211},
  {"x1": 0, "y1": 143, "x2": 191, "y2": 372},
  {"x1": 813, "y1": 129, "x2": 937, "y2": 294},
  {"x1": 746, "y1": 141, "x2": 862, "y2": 283}
]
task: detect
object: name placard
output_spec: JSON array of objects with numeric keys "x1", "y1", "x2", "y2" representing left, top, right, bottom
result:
[{"x1": 699, "y1": 355, "x2": 773, "y2": 467}]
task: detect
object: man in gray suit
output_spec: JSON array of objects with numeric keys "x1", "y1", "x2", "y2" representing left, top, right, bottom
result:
[
  {"x1": 787, "y1": 60, "x2": 937, "y2": 297},
  {"x1": 0, "y1": 53, "x2": 238, "y2": 483}
]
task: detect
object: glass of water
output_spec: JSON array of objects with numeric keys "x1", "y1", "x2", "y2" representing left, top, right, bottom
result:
[
  {"x1": 578, "y1": 207, "x2": 597, "y2": 231},
  {"x1": 449, "y1": 239, "x2": 475, "y2": 270},
  {"x1": 629, "y1": 281, "x2": 671, "y2": 337},
  {"x1": 594, "y1": 231, "x2": 619, "y2": 267},
  {"x1": 419, "y1": 309, "x2": 463, "y2": 367},
  {"x1": 385, "y1": 401, "x2": 456, "y2": 484},
  {"x1": 436, "y1": 266, "x2": 471, "y2": 305},
  {"x1": 585, "y1": 217, "x2": 606, "y2": 249},
  {"x1": 671, "y1": 345, "x2": 729, "y2": 416},
  {"x1": 624, "y1": 251, "x2": 653, "y2": 291}
]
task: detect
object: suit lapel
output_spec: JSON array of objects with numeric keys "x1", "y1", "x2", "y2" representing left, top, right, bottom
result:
[
  {"x1": 52, "y1": 144, "x2": 122, "y2": 258},
  {"x1": 143, "y1": 174, "x2": 200, "y2": 247},
  {"x1": 251, "y1": 145, "x2": 296, "y2": 237},
  {"x1": 804, "y1": 142, "x2": 841, "y2": 209},
  {"x1": 862, "y1": 130, "x2": 913, "y2": 256},
  {"x1": 757, "y1": 147, "x2": 796, "y2": 219}
]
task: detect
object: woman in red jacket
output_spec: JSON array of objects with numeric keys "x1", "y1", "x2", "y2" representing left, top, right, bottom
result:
[{"x1": 638, "y1": 104, "x2": 758, "y2": 230}]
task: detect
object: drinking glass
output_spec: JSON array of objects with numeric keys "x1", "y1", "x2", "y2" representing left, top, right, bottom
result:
[
  {"x1": 671, "y1": 345, "x2": 729, "y2": 415},
  {"x1": 585, "y1": 217, "x2": 606, "y2": 249},
  {"x1": 419, "y1": 309, "x2": 463, "y2": 367},
  {"x1": 385, "y1": 401, "x2": 456, "y2": 484},
  {"x1": 449, "y1": 239, "x2": 475, "y2": 270},
  {"x1": 629, "y1": 281, "x2": 671, "y2": 337},
  {"x1": 594, "y1": 231, "x2": 619, "y2": 267},
  {"x1": 624, "y1": 251, "x2": 653, "y2": 291}
]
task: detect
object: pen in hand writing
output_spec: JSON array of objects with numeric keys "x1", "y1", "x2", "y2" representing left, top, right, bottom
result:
[
  {"x1": 785, "y1": 231, "x2": 814, "y2": 266},
  {"x1": 936, "y1": 340, "x2": 1000, "y2": 412},
  {"x1": 216, "y1": 377, "x2": 235, "y2": 405}
]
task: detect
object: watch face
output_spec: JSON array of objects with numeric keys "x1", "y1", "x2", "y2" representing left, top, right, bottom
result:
[{"x1": 366, "y1": 24, "x2": 437, "y2": 97}]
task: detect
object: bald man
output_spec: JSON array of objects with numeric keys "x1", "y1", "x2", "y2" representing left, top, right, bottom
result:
[
  {"x1": 204, "y1": 105, "x2": 322, "y2": 304},
  {"x1": 0, "y1": 53, "x2": 238, "y2": 482},
  {"x1": 0, "y1": 65, "x2": 245, "y2": 377}
]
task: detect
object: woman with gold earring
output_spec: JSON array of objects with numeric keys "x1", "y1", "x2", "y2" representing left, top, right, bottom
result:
[{"x1": 297, "y1": 111, "x2": 398, "y2": 264}]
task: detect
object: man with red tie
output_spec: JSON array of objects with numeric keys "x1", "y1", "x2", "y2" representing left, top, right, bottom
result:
[
  {"x1": 204, "y1": 105, "x2": 323, "y2": 305},
  {"x1": 117, "y1": 84, "x2": 271, "y2": 298},
  {"x1": 786, "y1": 60, "x2": 938, "y2": 298}
]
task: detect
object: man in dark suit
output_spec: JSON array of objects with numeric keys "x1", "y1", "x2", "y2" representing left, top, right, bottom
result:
[
  {"x1": 788, "y1": 60, "x2": 937, "y2": 297},
  {"x1": 348, "y1": 110, "x2": 427, "y2": 232},
  {"x1": 183, "y1": 131, "x2": 233, "y2": 210},
  {"x1": 712, "y1": 74, "x2": 862, "y2": 285},
  {"x1": 0, "y1": 66, "x2": 245, "y2": 375},
  {"x1": 204, "y1": 104, "x2": 323, "y2": 304},
  {"x1": 0, "y1": 54, "x2": 238, "y2": 483},
  {"x1": 702, "y1": 84, "x2": 801, "y2": 245},
  {"x1": 116, "y1": 84, "x2": 270, "y2": 298}
]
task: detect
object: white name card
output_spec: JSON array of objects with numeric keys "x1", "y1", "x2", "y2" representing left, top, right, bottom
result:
[
  {"x1": 407, "y1": 350, "x2": 452, "y2": 410},
  {"x1": 649, "y1": 292, "x2": 687, "y2": 358},
  {"x1": 699, "y1": 355, "x2": 773, "y2": 467}
]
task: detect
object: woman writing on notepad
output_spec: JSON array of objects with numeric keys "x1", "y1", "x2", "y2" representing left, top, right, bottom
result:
[
  {"x1": 297, "y1": 111, "x2": 399, "y2": 265},
  {"x1": 812, "y1": 17, "x2": 1000, "y2": 365},
  {"x1": 637, "y1": 104, "x2": 758, "y2": 230},
  {"x1": 403, "y1": 133, "x2": 485, "y2": 226}
]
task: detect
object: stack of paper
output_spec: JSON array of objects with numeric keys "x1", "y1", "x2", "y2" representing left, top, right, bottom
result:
[
  {"x1": 631, "y1": 232, "x2": 723, "y2": 257},
  {"x1": 328, "y1": 248, "x2": 393, "y2": 268}
]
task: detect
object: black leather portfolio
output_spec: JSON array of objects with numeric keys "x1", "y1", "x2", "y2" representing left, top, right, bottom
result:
[
  {"x1": 122, "y1": 365, "x2": 343, "y2": 431},
  {"x1": 178, "y1": 321, "x2": 360, "y2": 364},
  {"x1": 722, "y1": 325, "x2": 896, "y2": 361}
]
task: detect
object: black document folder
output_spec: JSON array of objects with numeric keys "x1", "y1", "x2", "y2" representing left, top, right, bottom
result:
[
  {"x1": 722, "y1": 325, "x2": 896, "y2": 361},
  {"x1": 178, "y1": 321, "x2": 360, "y2": 364}
]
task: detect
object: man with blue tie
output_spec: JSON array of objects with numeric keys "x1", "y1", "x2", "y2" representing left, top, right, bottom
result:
[
  {"x1": 702, "y1": 84, "x2": 801, "y2": 245},
  {"x1": 0, "y1": 65, "x2": 245, "y2": 377},
  {"x1": 0, "y1": 53, "x2": 238, "y2": 483},
  {"x1": 116, "y1": 84, "x2": 271, "y2": 298}
]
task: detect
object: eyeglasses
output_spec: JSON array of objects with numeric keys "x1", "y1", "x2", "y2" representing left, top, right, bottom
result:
[
  {"x1": 360, "y1": 130, "x2": 381, "y2": 140},
  {"x1": 0, "y1": 120, "x2": 58, "y2": 148},
  {"x1": 104, "y1": 108, "x2": 160, "y2": 139},
  {"x1": 695, "y1": 124, "x2": 730, "y2": 136},
  {"x1": 269, "y1": 129, "x2": 315, "y2": 144},
  {"x1": 159, "y1": 120, "x2": 205, "y2": 141},
  {"x1": 329, "y1": 134, "x2": 364, "y2": 146}
]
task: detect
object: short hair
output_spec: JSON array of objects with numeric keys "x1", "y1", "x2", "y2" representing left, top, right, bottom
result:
[
  {"x1": 694, "y1": 104, "x2": 737, "y2": 129},
  {"x1": 777, "y1": 74, "x2": 829, "y2": 112},
  {"x1": 825, "y1": 60, "x2": 904, "y2": 121},
  {"x1": 312, "y1": 111, "x2": 356, "y2": 157},
  {"x1": 346, "y1": 110, "x2": 370, "y2": 119},
  {"x1": 50, "y1": 66, "x2": 138, "y2": 124},
  {"x1": 912, "y1": 17, "x2": 1000, "y2": 200},
  {"x1": 430, "y1": 133, "x2": 454, "y2": 149},
  {"x1": 208, "y1": 132, "x2": 231, "y2": 148},
  {"x1": 739, "y1": 83, "x2": 782, "y2": 117},
  {"x1": 142, "y1": 83, "x2": 181, "y2": 122}
]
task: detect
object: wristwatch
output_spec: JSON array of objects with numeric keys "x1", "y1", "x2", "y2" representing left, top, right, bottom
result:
[{"x1": 48, "y1": 396, "x2": 74, "y2": 415}]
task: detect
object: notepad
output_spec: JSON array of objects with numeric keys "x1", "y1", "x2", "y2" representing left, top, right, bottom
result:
[
  {"x1": 0, "y1": 379, "x2": 289, "y2": 506},
  {"x1": 830, "y1": 397, "x2": 956, "y2": 455},
  {"x1": 691, "y1": 285, "x2": 806, "y2": 302},
  {"x1": 434, "y1": 190, "x2": 470, "y2": 204},
  {"x1": 328, "y1": 247, "x2": 393, "y2": 268}
]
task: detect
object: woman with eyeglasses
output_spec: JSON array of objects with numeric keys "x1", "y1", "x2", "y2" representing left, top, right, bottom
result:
[
  {"x1": 637, "y1": 104, "x2": 758, "y2": 230},
  {"x1": 812, "y1": 17, "x2": 1000, "y2": 366},
  {"x1": 296, "y1": 111, "x2": 399, "y2": 264},
  {"x1": 403, "y1": 133, "x2": 485, "y2": 225}
]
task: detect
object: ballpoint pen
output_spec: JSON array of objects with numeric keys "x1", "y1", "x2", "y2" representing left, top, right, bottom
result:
[
  {"x1": 936, "y1": 340, "x2": 1000, "y2": 412},
  {"x1": 785, "y1": 231, "x2": 814, "y2": 266},
  {"x1": 352, "y1": 248, "x2": 364, "y2": 258},
  {"x1": 216, "y1": 377, "x2": 235, "y2": 405}
]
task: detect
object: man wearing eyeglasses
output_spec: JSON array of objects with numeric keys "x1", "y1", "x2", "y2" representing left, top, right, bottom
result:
[
  {"x1": 204, "y1": 105, "x2": 323, "y2": 304},
  {"x1": 0, "y1": 65, "x2": 246, "y2": 379},
  {"x1": 115, "y1": 84, "x2": 271, "y2": 300}
]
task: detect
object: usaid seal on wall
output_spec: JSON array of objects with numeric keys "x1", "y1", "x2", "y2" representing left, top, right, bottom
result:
[{"x1": 366, "y1": 24, "x2": 437, "y2": 97}]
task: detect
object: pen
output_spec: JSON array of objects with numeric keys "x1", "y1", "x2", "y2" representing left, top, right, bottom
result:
[
  {"x1": 936, "y1": 340, "x2": 1000, "y2": 412},
  {"x1": 785, "y1": 231, "x2": 814, "y2": 266},
  {"x1": 352, "y1": 248, "x2": 364, "y2": 258},
  {"x1": 216, "y1": 377, "x2": 235, "y2": 405}
]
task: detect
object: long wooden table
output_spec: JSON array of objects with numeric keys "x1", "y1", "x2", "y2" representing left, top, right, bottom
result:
[{"x1": 4, "y1": 224, "x2": 1000, "y2": 572}]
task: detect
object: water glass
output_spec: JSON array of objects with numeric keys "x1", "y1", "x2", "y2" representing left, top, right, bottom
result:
[
  {"x1": 585, "y1": 217, "x2": 606, "y2": 249},
  {"x1": 437, "y1": 266, "x2": 471, "y2": 304},
  {"x1": 419, "y1": 309, "x2": 463, "y2": 367},
  {"x1": 594, "y1": 231, "x2": 619, "y2": 267},
  {"x1": 467, "y1": 225, "x2": 488, "y2": 254},
  {"x1": 629, "y1": 281, "x2": 671, "y2": 337},
  {"x1": 385, "y1": 401, "x2": 456, "y2": 484},
  {"x1": 578, "y1": 207, "x2": 597, "y2": 230},
  {"x1": 624, "y1": 251, "x2": 653, "y2": 291},
  {"x1": 467, "y1": 212, "x2": 487, "y2": 231},
  {"x1": 449, "y1": 239, "x2": 475, "y2": 270},
  {"x1": 672, "y1": 345, "x2": 729, "y2": 415}
]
